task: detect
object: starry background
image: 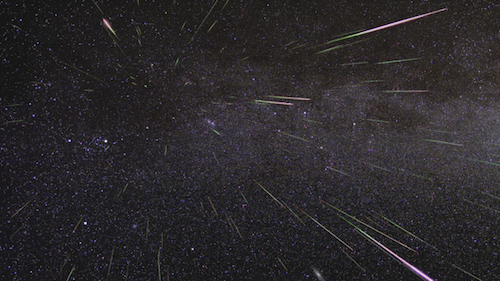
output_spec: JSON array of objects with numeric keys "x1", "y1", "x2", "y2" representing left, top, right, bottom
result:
[{"x1": 1, "y1": 0, "x2": 500, "y2": 280}]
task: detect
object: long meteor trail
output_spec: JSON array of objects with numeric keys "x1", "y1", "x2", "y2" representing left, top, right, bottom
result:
[{"x1": 319, "y1": 8, "x2": 448, "y2": 47}]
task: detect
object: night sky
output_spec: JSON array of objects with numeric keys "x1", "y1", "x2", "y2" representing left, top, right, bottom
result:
[{"x1": 2, "y1": 0, "x2": 500, "y2": 280}]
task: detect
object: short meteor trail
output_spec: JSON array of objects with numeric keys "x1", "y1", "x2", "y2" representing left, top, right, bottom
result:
[
  {"x1": 254, "y1": 100, "x2": 293, "y2": 106},
  {"x1": 102, "y1": 18, "x2": 118, "y2": 39},
  {"x1": 326, "y1": 166, "x2": 349, "y2": 176},
  {"x1": 277, "y1": 130, "x2": 310, "y2": 142},
  {"x1": 265, "y1": 95, "x2": 311, "y2": 101},
  {"x1": 424, "y1": 139, "x2": 464, "y2": 146}
]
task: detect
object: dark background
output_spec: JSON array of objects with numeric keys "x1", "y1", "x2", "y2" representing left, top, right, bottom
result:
[{"x1": 1, "y1": 0, "x2": 499, "y2": 280}]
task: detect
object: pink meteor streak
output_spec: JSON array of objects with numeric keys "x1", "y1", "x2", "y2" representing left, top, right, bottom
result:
[
  {"x1": 361, "y1": 228, "x2": 435, "y2": 281},
  {"x1": 102, "y1": 18, "x2": 117, "y2": 38},
  {"x1": 102, "y1": 18, "x2": 112, "y2": 30},
  {"x1": 327, "y1": 8, "x2": 448, "y2": 44}
]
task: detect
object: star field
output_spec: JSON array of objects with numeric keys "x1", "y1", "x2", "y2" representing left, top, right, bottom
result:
[{"x1": 1, "y1": 1, "x2": 500, "y2": 280}]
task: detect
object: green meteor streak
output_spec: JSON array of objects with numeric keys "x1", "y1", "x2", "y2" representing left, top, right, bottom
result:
[
  {"x1": 374, "y1": 212, "x2": 436, "y2": 249},
  {"x1": 467, "y1": 158, "x2": 500, "y2": 167},
  {"x1": 375, "y1": 57, "x2": 422, "y2": 64},
  {"x1": 191, "y1": 0, "x2": 219, "y2": 42},
  {"x1": 365, "y1": 118, "x2": 390, "y2": 123},
  {"x1": 58, "y1": 60, "x2": 106, "y2": 83},
  {"x1": 277, "y1": 130, "x2": 310, "y2": 142},
  {"x1": 320, "y1": 200, "x2": 417, "y2": 253},
  {"x1": 253, "y1": 180, "x2": 284, "y2": 208},
  {"x1": 382, "y1": 90, "x2": 429, "y2": 93},
  {"x1": 339, "y1": 215, "x2": 436, "y2": 281},
  {"x1": 424, "y1": 139, "x2": 464, "y2": 146},
  {"x1": 211, "y1": 129, "x2": 222, "y2": 136}
]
